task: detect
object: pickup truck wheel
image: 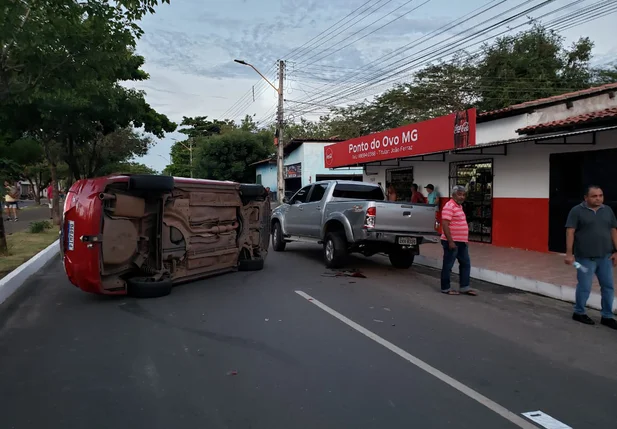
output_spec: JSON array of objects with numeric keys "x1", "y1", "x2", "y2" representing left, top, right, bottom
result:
[
  {"x1": 272, "y1": 222, "x2": 286, "y2": 251},
  {"x1": 388, "y1": 250, "x2": 415, "y2": 269},
  {"x1": 128, "y1": 175, "x2": 174, "y2": 193},
  {"x1": 324, "y1": 233, "x2": 348, "y2": 268},
  {"x1": 238, "y1": 258, "x2": 265, "y2": 271},
  {"x1": 127, "y1": 277, "x2": 173, "y2": 298}
]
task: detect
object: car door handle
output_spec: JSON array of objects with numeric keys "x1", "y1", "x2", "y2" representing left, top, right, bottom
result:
[
  {"x1": 403, "y1": 211, "x2": 411, "y2": 216},
  {"x1": 298, "y1": 206, "x2": 303, "y2": 211},
  {"x1": 316, "y1": 206, "x2": 321, "y2": 211}
]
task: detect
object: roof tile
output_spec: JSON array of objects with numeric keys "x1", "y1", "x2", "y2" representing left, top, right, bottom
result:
[
  {"x1": 516, "y1": 107, "x2": 617, "y2": 134},
  {"x1": 479, "y1": 83, "x2": 617, "y2": 118}
]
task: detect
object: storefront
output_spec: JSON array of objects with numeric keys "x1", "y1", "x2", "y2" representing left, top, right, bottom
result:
[{"x1": 323, "y1": 83, "x2": 617, "y2": 252}]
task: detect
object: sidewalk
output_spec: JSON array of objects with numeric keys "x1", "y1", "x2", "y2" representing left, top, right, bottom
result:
[{"x1": 416, "y1": 241, "x2": 616, "y2": 314}]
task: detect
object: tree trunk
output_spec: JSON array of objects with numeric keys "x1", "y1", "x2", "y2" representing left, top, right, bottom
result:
[
  {"x1": 28, "y1": 177, "x2": 40, "y2": 205},
  {"x1": 49, "y1": 163, "x2": 60, "y2": 226},
  {"x1": 0, "y1": 215, "x2": 7, "y2": 255}
]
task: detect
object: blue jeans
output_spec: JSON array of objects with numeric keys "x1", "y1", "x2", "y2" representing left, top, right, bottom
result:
[
  {"x1": 574, "y1": 255, "x2": 614, "y2": 319},
  {"x1": 441, "y1": 240, "x2": 471, "y2": 292}
]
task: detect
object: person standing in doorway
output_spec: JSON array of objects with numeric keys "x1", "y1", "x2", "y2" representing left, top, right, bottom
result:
[
  {"x1": 410, "y1": 183, "x2": 426, "y2": 203},
  {"x1": 441, "y1": 185, "x2": 477, "y2": 296},
  {"x1": 565, "y1": 185, "x2": 617, "y2": 329},
  {"x1": 425, "y1": 184, "x2": 439, "y2": 205}
]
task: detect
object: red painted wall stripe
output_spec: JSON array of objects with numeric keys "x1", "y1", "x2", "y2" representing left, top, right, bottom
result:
[{"x1": 492, "y1": 198, "x2": 549, "y2": 253}]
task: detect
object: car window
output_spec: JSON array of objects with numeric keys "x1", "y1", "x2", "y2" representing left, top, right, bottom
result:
[
  {"x1": 332, "y1": 183, "x2": 385, "y2": 200},
  {"x1": 308, "y1": 183, "x2": 328, "y2": 202},
  {"x1": 290, "y1": 186, "x2": 311, "y2": 204}
]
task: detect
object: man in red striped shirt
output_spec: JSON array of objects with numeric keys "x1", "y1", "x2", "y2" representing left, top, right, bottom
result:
[{"x1": 440, "y1": 185, "x2": 477, "y2": 296}]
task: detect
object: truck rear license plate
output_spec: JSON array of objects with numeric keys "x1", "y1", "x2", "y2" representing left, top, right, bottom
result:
[{"x1": 398, "y1": 237, "x2": 417, "y2": 246}]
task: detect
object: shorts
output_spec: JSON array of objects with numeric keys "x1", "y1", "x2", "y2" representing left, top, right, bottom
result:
[{"x1": 5, "y1": 201, "x2": 17, "y2": 208}]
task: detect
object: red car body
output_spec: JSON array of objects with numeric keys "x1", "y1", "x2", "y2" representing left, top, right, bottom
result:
[{"x1": 61, "y1": 175, "x2": 270, "y2": 297}]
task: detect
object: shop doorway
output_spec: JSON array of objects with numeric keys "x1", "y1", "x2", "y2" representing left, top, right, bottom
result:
[
  {"x1": 449, "y1": 160, "x2": 493, "y2": 243},
  {"x1": 284, "y1": 177, "x2": 302, "y2": 199},
  {"x1": 386, "y1": 167, "x2": 414, "y2": 201},
  {"x1": 548, "y1": 148, "x2": 617, "y2": 253}
]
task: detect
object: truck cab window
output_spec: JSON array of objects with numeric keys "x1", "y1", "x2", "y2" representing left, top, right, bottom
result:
[
  {"x1": 308, "y1": 183, "x2": 328, "y2": 202},
  {"x1": 291, "y1": 186, "x2": 311, "y2": 204},
  {"x1": 332, "y1": 184, "x2": 385, "y2": 200}
]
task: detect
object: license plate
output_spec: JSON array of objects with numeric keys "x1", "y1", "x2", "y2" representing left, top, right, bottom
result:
[
  {"x1": 398, "y1": 237, "x2": 417, "y2": 246},
  {"x1": 67, "y1": 220, "x2": 75, "y2": 251}
]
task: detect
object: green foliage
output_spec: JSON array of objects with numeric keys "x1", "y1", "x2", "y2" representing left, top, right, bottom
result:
[
  {"x1": 476, "y1": 25, "x2": 595, "y2": 111},
  {"x1": 295, "y1": 24, "x2": 616, "y2": 138},
  {"x1": 194, "y1": 130, "x2": 273, "y2": 183},
  {"x1": 28, "y1": 220, "x2": 53, "y2": 234},
  {"x1": 98, "y1": 161, "x2": 158, "y2": 176}
]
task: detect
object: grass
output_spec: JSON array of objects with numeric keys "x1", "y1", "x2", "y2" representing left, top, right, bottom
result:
[{"x1": 0, "y1": 226, "x2": 59, "y2": 279}]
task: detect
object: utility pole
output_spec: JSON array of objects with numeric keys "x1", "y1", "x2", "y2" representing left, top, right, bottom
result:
[{"x1": 276, "y1": 60, "x2": 285, "y2": 204}]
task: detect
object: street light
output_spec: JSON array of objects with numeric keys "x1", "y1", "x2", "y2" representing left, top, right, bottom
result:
[
  {"x1": 171, "y1": 138, "x2": 193, "y2": 178},
  {"x1": 234, "y1": 59, "x2": 285, "y2": 204}
]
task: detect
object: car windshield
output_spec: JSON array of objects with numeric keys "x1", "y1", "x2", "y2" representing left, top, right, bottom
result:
[{"x1": 331, "y1": 183, "x2": 385, "y2": 200}]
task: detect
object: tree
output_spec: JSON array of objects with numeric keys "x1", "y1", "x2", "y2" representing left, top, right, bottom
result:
[
  {"x1": 476, "y1": 25, "x2": 594, "y2": 111},
  {"x1": 194, "y1": 130, "x2": 273, "y2": 183},
  {"x1": 1, "y1": 0, "x2": 175, "y2": 225}
]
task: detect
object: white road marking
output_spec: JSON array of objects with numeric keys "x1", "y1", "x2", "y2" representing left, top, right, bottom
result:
[
  {"x1": 522, "y1": 411, "x2": 572, "y2": 429},
  {"x1": 295, "y1": 290, "x2": 540, "y2": 429}
]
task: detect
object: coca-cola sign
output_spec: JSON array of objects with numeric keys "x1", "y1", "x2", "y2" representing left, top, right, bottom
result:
[
  {"x1": 454, "y1": 122, "x2": 469, "y2": 134},
  {"x1": 324, "y1": 108, "x2": 476, "y2": 168}
]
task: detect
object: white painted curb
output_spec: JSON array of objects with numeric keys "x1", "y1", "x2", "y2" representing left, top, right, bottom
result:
[
  {"x1": 0, "y1": 239, "x2": 60, "y2": 306},
  {"x1": 415, "y1": 254, "x2": 617, "y2": 315}
]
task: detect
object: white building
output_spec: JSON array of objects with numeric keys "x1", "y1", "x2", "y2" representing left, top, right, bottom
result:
[
  {"x1": 253, "y1": 138, "x2": 363, "y2": 200},
  {"x1": 324, "y1": 83, "x2": 617, "y2": 253}
]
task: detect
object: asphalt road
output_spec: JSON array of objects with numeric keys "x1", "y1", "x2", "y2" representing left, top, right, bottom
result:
[
  {"x1": 1, "y1": 243, "x2": 617, "y2": 429},
  {"x1": 4, "y1": 201, "x2": 51, "y2": 234}
]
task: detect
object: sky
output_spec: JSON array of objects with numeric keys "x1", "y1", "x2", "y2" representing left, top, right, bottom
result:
[{"x1": 130, "y1": 0, "x2": 617, "y2": 172}]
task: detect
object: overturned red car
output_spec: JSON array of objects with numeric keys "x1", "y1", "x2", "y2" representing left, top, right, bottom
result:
[{"x1": 60, "y1": 174, "x2": 270, "y2": 298}]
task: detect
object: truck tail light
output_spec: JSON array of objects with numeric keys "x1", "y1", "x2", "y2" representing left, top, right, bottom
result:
[{"x1": 364, "y1": 206, "x2": 376, "y2": 229}]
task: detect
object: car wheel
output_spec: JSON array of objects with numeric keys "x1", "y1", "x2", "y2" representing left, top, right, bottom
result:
[
  {"x1": 127, "y1": 277, "x2": 173, "y2": 298},
  {"x1": 272, "y1": 222, "x2": 286, "y2": 251},
  {"x1": 388, "y1": 249, "x2": 415, "y2": 269},
  {"x1": 323, "y1": 232, "x2": 348, "y2": 269},
  {"x1": 128, "y1": 175, "x2": 174, "y2": 193},
  {"x1": 238, "y1": 258, "x2": 265, "y2": 271},
  {"x1": 239, "y1": 184, "x2": 266, "y2": 198}
]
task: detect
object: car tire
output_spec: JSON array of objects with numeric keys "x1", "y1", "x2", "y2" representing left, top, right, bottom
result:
[
  {"x1": 272, "y1": 222, "x2": 286, "y2": 251},
  {"x1": 239, "y1": 184, "x2": 266, "y2": 198},
  {"x1": 238, "y1": 258, "x2": 265, "y2": 271},
  {"x1": 127, "y1": 277, "x2": 173, "y2": 298},
  {"x1": 388, "y1": 249, "x2": 415, "y2": 269},
  {"x1": 128, "y1": 175, "x2": 174, "y2": 193},
  {"x1": 323, "y1": 232, "x2": 348, "y2": 269}
]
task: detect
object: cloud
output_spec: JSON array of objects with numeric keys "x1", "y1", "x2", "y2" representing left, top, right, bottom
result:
[{"x1": 131, "y1": 0, "x2": 617, "y2": 173}]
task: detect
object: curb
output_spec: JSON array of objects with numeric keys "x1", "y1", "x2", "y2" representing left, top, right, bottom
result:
[
  {"x1": 0, "y1": 239, "x2": 60, "y2": 306},
  {"x1": 415, "y1": 254, "x2": 616, "y2": 315}
]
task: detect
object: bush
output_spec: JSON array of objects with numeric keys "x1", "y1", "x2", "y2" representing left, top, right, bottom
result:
[{"x1": 29, "y1": 220, "x2": 53, "y2": 234}]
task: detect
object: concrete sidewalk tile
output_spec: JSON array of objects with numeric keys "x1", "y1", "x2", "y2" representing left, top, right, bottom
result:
[{"x1": 417, "y1": 242, "x2": 616, "y2": 314}]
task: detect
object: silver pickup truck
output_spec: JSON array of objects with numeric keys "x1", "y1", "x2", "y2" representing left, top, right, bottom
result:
[{"x1": 271, "y1": 180, "x2": 439, "y2": 268}]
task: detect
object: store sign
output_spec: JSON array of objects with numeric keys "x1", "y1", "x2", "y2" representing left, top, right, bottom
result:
[
  {"x1": 284, "y1": 163, "x2": 302, "y2": 178},
  {"x1": 324, "y1": 108, "x2": 476, "y2": 168}
]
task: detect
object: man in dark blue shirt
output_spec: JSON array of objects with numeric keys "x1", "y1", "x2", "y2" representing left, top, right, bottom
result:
[{"x1": 565, "y1": 185, "x2": 617, "y2": 329}]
